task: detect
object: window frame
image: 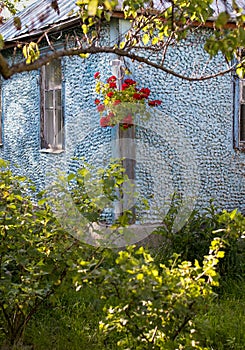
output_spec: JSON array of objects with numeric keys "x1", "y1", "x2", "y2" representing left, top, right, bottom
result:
[
  {"x1": 234, "y1": 75, "x2": 245, "y2": 151},
  {"x1": 40, "y1": 58, "x2": 64, "y2": 153}
]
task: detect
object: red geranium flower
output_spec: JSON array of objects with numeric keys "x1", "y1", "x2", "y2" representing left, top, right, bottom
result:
[
  {"x1": 113, "y1": 99, "x2": 121, "y2": 106},
  {"x1": 148, "y1": 100, "x2": 162, "y2": 106},
  {"x1": 133, "y1": 92, "x2": 143, "y2": 100},
  {"x1": 107, "y1": 75, "x2": 117, "y2": 83},
  {"x1": 124, "y1": 78, "x2": 136, "y2": 85},
  {"x1": 97, "y1": 104, "x2": 105, "y2": 112},
  {"x1": 108, "y1": 111, "x2": 115, "y2": 118},
  {"x1": 107, "y1": 92, "x2": 114, "y2": 98},
  {"x1": 100, "y1": 116, "x2": 110, "y2": 127},
  {"x1": 94, "y1": 71, "x2": 100, "y2": 79},
  {"x1": 122, "y1": 115, "x2": 133, "y2": 125},
  {"x1": 109, "y1": 82, "x2": 117, "y2": 89},
  {"x1": 122, "y1": 83, "x2": 129, "y2": 90},
  {"x1": 140, "y1": 87, "x2": 150, "y2": 98},
  {"x1": 95, "y1": 73, "x2": 161, "y2": 129}
]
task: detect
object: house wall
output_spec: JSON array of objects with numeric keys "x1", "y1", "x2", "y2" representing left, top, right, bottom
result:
[{"x1": 0, "y1": 21, "x2": 244, "y2": 224}]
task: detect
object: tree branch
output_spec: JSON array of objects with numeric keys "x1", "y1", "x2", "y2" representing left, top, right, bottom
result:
[
  {"x1": 2, "y1": 45, "x2": 234, "y2": 81},
  {"x1": 0, "y1": 53, "x2": 11, "y2": 79}
]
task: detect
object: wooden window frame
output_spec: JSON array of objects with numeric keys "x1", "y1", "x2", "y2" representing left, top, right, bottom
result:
[
  {"x1": 40, "y1": 59, "x2": 64, "y2": 153},
  {"x1": 233, "y1": 76, "x2": 245, "y2": 152}
]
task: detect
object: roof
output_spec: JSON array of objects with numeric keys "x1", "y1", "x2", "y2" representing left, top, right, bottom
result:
[
  {"x1": 0, "y1": 0, "x2": 244, "y2": 42},
  {"x1": 0, "y1": 0, "x2": 79, "y2": 42}
]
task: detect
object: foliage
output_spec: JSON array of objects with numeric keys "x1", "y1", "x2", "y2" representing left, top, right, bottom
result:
[
  {"x1": 0, "y1": 159, "x2": 243, "y2": 350},
  {"x1": 0, "y1": 159, "x2": 99, "y2": 346},
  {"x1": 68, "y1": 158, "x2": 135, "y2": 226},
  {"x1": 22, "y1": 41, "x2": 40, "y2": 64},
  {"x1": 155, "y1": 198, "x2": 245, "y2": 282},
  {"x1": 196, "y1": 280, "x2": 245, "y2": 350},
  {"x1": 0, "y1": 156, "x2": 138, "y2": 345},
  {"x1": 23, "y1": 285, "x2": 106, "y2": 350},
  {"x1": 0, "y1": 0, "x2": 22, "y2": 17},
  {"x1": 9, "y1": 279, "x2": 243, "y2": 350},
  {"x1": 1, "y1": 1, "x2": 245, "y2": 79},
  {"x1": 94, "y1": 72, "x2": 162, "y2": 128},
  {"x1": 93, "y1": 240, "x2": 224, "y2": 350}
]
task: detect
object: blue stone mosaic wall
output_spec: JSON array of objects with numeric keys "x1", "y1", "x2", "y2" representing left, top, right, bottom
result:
[
  {"x1": 127, "y1": 29, "x2": 244, "y2": 216},
  {"x1": 0, "y1": 22, "x2": 244, "y2": 218}
]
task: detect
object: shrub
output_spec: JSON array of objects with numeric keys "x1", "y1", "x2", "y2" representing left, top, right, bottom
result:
[
  {"x1": 90, "y1": 240, "x2": 224, "y2": 350},
  {"x1": 155, "y1": 199, "x2": 245, "y2": 282},
  {"x1": 0, "y1": 160, "x2": 87, "y2": 346},
  {"x1": 0, "y1": 158, "x2": 135, "y2": 347}
]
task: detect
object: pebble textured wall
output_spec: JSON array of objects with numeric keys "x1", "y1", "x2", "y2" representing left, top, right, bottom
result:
[
  {"x1": 131, "y1": 29, "x2": 244, "y2": 216},
  {"x1": 0, "y1": 22, "x2": 244, "y2": 221}
]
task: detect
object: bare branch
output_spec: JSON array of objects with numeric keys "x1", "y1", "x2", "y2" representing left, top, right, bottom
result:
[
  {"x1": 2, "y1": 45, "x2": 234, "y2": 82},
  {"x1": 0, "y1": 53, "x2": 11, "y2": 79}
]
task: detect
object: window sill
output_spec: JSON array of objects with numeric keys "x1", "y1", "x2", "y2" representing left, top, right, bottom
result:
[{"x1": 40, "y1": 148, "x2": 64, "y2": 154}]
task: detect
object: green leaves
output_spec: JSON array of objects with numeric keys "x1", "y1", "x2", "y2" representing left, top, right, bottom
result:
[
  {"x1": 142, "y1": 33, "x2": 149, "y2": 45},
  {"x1": 68, "y1": 158, "x2": 132, "y2": 225},
  {"x1": 13, "y1": 16, "x2": 21, "y2": 30},
  {"x1": 215, "y1": 12, "x2": 230, "y2": 29},
  {"x1": 236, "y1": 59, "x2": 245, "y2": 79},
  {"x1": 98, "y1": 240, "x2": 224, "y2": 349},
  {"x1": 22, "y1": 42, "x2": 40, "y2": 65},
  {"x1": 0, "y1": 161, "x2": 85, "y2": 345},
  {"x1": 88, "y1": 0, "x2": 99, "y2": 16}
]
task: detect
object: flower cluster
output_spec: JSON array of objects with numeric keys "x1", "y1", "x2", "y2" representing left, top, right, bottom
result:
[{"x1": 94, "y1": 72, "x2": 162, "y2": 129}]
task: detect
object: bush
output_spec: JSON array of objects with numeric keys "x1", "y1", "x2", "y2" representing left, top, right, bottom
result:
[
  {"x1": 86, "y1": 240, "x2": 225, "y2": 350},
  {"x1": 0, "y1": 158, "x2": 134, "y2": 347},
  {"x1": 155, "y1": 199, "x2": 245, "y2": 282},
  {"x1": 0, "y1": 160, "x2": 91, "y2": 347}
]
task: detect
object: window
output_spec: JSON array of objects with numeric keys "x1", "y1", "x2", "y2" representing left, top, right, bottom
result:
[
  {"x1": 234, "y1": 75, "x2": 245, "y2": 150},
  {"x1": 40, "y1": 59, "x2": 64, "y2": 151},
  {"x1": 238, "y1": 80, "x2": 245, "y2": 146}
]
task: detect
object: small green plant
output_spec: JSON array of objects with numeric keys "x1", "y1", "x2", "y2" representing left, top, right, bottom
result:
[{"x1": 67, "y1": 158, "x2": 136, "y2": 227}]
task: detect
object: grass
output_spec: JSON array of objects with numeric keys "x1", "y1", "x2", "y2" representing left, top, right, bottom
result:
[
  {"x1": 196, "y1": 280, "x2": 245, "y2": 350},
  {"x1": 1, "y1": 279, "x2": 244, "y2": 349},
  {"x1": 23, "y1": 285, "x2": 105, "y2": 350},
  {"x1": 6, "y1": 279, "x2": 240, "y2": 350}
]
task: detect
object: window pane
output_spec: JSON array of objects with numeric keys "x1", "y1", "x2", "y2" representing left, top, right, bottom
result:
[
  {"x1": 45, "y1": 59, "x2": 62, "y2": 90},
  {"x1": 242, "y1": 85, "x2": 245, "y2": 102},
  {"x1": 240, "y1": 104, "x2": 245, "y2": 142},
  {"x1": 45, "y1": 90, "x2": 53, "y2": 109},
  {"x1": 54, "y1": 109, "x2": 63, "y2": 147},
  {"x1": 44, "y1": 110, "x2": 54, "y2": 147},
  {"x1": 55, "y1": 89, "x2": 62, "y2": 109},
  {"x1": 41, "y1": 58, "x2": 64, "y2": 150}
]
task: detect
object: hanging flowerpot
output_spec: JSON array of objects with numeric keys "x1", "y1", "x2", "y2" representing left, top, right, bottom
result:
[{"x1": 94, "y1": 72, "x2": 162, "y2": 128}]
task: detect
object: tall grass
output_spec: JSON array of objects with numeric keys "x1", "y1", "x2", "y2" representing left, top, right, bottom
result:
[
  {"x1": 196, "y1": 280, "x2": 245, "y2": 350},
  {"x1": 16, "y1": 279, "x2": 245, "y2": 350},
  {"x1": 24, "y1": 285, "x2": 105, "y2": 350}
]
